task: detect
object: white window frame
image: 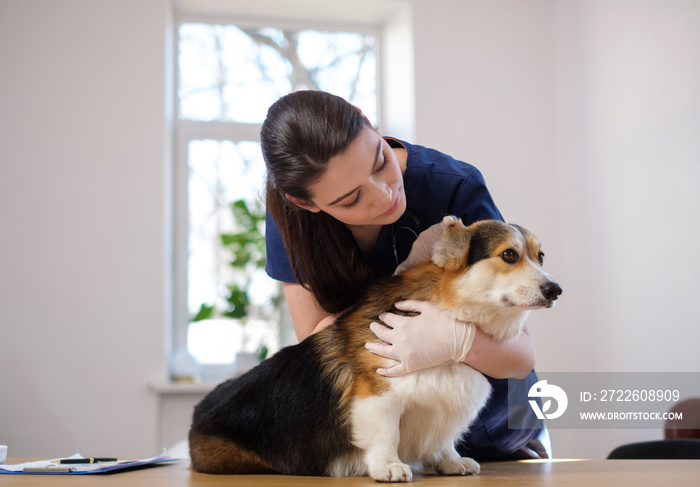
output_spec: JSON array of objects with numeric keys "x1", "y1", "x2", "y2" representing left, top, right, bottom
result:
[{"x1": 170, "y1": 9, "x2": 390, "y2": 375}]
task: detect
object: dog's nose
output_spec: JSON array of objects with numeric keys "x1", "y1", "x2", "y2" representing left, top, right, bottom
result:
[{"x1": 540, "y1": 281, "x2": 563, "y2": 301}]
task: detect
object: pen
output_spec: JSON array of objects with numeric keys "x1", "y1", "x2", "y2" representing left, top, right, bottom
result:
[
  {"x1": 24, "y1": 467, "x2": 74, "y2": 473},
  {"x1": 53, "y1": 457, "x2": 118, "y2": 464}
]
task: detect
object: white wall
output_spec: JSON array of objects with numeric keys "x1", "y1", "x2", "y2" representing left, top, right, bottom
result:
[
  {"x1": 2, "y1": 0, "x2": 699, "y2": 462},
  {"x1": 412, "y1": 0, "x2": 700, "y2": 458},
  {"x1": 0, "y1": 0, "x2": 171, "y2": 457},
  {"x1": 548, "y1": 0, "x2": 700, "y2": 457}
]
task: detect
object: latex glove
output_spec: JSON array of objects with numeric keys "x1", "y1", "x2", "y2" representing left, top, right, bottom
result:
[
  {"x1": 365, "y1": 300, "x2": 476, "y2": 377},
  {"x1": 394, "y1": 216, "x2": 459, "y2": 275}
]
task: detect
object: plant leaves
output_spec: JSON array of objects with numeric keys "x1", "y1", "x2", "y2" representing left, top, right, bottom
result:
[
  {"x1": 224, "y1": 287, "x2": 250, "y2": 319},
  {"x1": 191, "y1": 303, "x2": 215, "y2": 322}
]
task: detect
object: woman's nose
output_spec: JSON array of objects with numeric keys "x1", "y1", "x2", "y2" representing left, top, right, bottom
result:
[
  {"x1": 369, "y1": 176, "x2": 393, "y2": 206},
  {"x1": 378, "y1": 182, "x2": 392, "y2": 203}
]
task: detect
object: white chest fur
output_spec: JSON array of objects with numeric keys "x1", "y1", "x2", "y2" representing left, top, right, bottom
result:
[
  {"x1": 391, "y1": 363, "x2": 492, "y2": 463},
  {"x1": 347, "y1": 362, "x2": 491, "y2": 475}
]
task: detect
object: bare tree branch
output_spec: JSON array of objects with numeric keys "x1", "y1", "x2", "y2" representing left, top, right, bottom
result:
[
  {"x1": 347, "y1": 38, "x2": 373, "y2": 103},
  {"x1": 213, "y1": 26, "x2": 230, "y2": 118},
  {"x1": 239, "y1": 28, "x2": 320, "y2": 91}
]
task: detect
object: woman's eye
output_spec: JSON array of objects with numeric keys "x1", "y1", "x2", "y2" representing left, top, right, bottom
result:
[
  {"x1": 344, "y1": 193, "x2": 362, "y2": 209},
  {"x1": 501, "y1": 249, "x2": 518, "y2": 264}
]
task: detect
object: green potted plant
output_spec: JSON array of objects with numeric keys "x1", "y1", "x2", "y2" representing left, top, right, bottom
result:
[{"x1": 191, "y1": 198, "x2": 281, "y2": 373}]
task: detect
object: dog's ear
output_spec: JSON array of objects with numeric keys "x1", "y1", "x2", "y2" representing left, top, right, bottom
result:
[{"x1": 432, "y1": 219, "x2": 470, "y2": 271}]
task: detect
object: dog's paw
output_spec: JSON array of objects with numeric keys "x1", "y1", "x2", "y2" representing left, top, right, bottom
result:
[
  {"x1": 436, "y1": 456, "x2": 480, "y2": 476},
  {"x1": 369, "y1": 462, "x2": 413, "y2": 483}
]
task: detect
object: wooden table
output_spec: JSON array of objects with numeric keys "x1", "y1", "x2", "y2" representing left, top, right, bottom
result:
[{"x1": 1, "y1": 458, "x2": 699, "y2": 486}]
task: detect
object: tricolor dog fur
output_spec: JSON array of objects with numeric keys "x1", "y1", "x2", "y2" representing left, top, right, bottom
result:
[{"x1": 188, "y1": 218, "x2": 562, "y2": 482}]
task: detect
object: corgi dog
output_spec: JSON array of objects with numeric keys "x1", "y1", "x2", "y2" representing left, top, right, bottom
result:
[{"x1": 188, "y1": 218, "x2": 562, "y2": 482}]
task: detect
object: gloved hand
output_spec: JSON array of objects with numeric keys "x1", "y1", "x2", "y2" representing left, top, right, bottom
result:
[
  {"x1": 394, "y1": 216, "x2": 459, "y2": 275},
  {"x1": 365, "y1": 300, "x2": 476, "y2": 377}
]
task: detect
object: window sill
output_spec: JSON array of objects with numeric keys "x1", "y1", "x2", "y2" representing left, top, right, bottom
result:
[{"x1": 148, "y1": 382, "x2": 216, "y2": 396}]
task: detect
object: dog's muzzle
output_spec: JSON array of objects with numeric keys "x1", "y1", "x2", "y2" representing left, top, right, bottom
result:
[{"x1": 540, "y1": 281, "x2": 563, "y2": 304}]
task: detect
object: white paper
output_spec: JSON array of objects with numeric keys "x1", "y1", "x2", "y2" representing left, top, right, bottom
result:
[{"x1": 0, "y1": 451, "x2": 178, "y2": 474}]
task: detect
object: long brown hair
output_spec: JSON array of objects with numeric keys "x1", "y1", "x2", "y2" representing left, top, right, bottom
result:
[{"x1": 261, "y1": 91, "x2": 375, "y2": 313}]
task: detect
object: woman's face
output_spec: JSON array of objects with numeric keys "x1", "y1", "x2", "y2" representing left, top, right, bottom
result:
[{"x1": 299, "y1": 126, "x2": 407, "y2": 227}]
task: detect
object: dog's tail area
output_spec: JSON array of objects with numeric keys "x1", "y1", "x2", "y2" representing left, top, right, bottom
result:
[{"x1": 189, "y1": 430, "x2": 277, "y2": 474}]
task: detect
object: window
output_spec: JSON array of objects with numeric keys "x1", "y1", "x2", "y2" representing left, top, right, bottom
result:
[{"x1": 172, "y1": 18, "x2": 378, "y2": 379}]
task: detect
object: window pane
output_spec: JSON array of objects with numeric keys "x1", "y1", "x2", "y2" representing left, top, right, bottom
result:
[
  {"x1": 178, "y1": 23, "x2": 290, "y2": 123},
  {"x1": 186, "y1": 139, "x2": 279, "y2": 364},
  {"x1": 297, "y1": 30, "x2": 377, "y2": 122},
  {"x1": 178, "y1": 23, "x2": 377, "y2": 124},
  {"x1": 187, "y1": 139, "x2": 267, "y2": 315},
  {"x1": 176, "y1": 20, "x2": 379, "y2": 370}
]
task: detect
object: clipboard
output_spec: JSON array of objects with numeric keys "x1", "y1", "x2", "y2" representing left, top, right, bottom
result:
[{"x1": 0, "y1": 452, "x2": 179, "y2": 474}]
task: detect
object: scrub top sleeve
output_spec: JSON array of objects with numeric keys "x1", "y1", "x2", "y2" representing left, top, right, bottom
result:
[
  {"x1": 264, "y1": 211, "x2": 299, "y2": 283},
  {"x1": 452, "y1": 169, "x2": 504, "y2": 224}
]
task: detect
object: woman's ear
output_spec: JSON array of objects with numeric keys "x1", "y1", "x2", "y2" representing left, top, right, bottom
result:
[{"x1": 285, "y1": 194, "x2": 321, "y2": 213}]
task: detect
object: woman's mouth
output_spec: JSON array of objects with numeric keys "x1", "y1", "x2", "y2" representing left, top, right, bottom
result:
[{"x1": 381, "y1": 193, "x2": 400, "y2": 217}]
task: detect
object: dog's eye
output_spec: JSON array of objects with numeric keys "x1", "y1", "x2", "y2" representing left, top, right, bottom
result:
[
  {"x1": 501, "y1": 249, "x2": 518, "y2": 264},
  {"x1": 538, "y1": 252, "x2": 545, "y2": 266}
]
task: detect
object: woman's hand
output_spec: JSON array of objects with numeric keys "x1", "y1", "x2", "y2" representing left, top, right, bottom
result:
[
  {"x1": 365, "y1": 300, "x2": 475, "y2": 377},
  {"x1": 365, "y1": 300, "x2": 536, "y2": 379}
]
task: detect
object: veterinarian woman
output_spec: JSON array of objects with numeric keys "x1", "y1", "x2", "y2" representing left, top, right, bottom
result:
[{"x1": 262, "y1": 90, "x2": 549, "y2": 461}]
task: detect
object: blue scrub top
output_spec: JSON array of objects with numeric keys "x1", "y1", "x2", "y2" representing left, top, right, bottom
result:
[
  {"x1": 265, "y1": 137, "x2": 544, "y2": 459},
  {"x1": 265, "y1": 137, "x2": 504, "y2": 281}
]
